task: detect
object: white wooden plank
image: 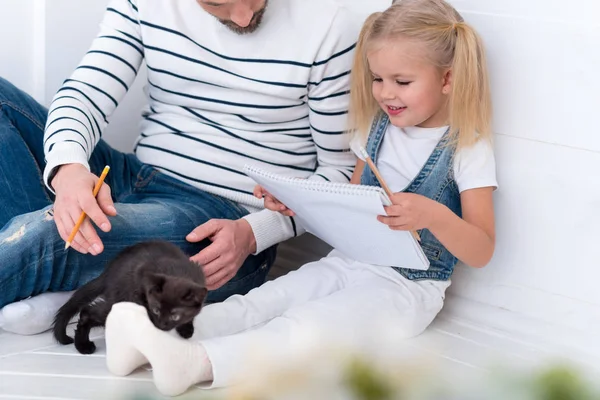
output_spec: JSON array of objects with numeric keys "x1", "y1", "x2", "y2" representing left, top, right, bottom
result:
[
  {"x1": 448, "y1": 134, "x2": 600, "y2": 333},
  {"x1": 430, "y1": 316, "x2": 547, "y2": 363},
  {"x1": 0, "y1": 326, "x2": 104, "y2": 358},
  {"x1": 335, "y1": 0, "x2": 391, "y2": 17},
  {"x1": 450, "y1": 0, "x2": 600, "y2": 25},
  {"x1": 0, "y1": 330, "x2": 58, "y2": 358},
  {"x1": 0, "y1": 396, "x2": 75, "y2": 400},
  {"x1": 0, "y1": 373, "x2": 213, "y2": 400},
  {"x1": 32, "y1": 336, "x2": 106, "y2": 357},
  {"x1": 0, "y1": 352, "x2": 146, "y2": 379},
  {"x1": 462, "y1": 13, "x2": 600, "y2": 151},
  {"x1": 419, "y1": 317, "x2": 540, "y2": 368}
]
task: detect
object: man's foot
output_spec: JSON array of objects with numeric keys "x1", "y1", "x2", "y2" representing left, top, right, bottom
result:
[
  {"x1": 0, "y1": 291, "x2": 74, "y2": 335},
  {"x1": 107, "y1": 302, "x2": 213, "y2": 396}
]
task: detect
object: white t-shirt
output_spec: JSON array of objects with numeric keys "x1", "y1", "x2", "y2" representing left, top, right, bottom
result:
[{"x1": 350, "y1": 125, "x2": 498, "y2": 193}]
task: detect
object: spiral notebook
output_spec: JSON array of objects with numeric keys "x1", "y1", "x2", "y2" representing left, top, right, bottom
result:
[{"x1": 244, "y1": 165, "x2": 429, "y2": 270}]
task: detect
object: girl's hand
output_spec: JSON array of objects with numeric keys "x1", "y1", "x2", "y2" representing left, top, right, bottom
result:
[
  {"x1": 253, "y1": 185, "x2": 296, "y2": 217},
  {"x1": 378, "y1": 193, "x2": 440, "y2": 231}
]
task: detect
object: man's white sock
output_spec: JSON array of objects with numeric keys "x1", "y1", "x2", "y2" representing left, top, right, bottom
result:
[
  {"x1": 0, "y1": 291, "x2": 74, "y2": 335},
  {"x1": 105, "y1": 302, "x2": 213, "y2": 396}
]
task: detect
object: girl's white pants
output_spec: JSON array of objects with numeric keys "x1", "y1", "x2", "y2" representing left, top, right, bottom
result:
[{"x1": 193, "y1": 250, "x2": 450, "y2": 388}]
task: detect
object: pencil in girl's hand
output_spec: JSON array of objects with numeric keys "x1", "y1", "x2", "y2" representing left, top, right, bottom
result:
[
  {"x1": 65, "y1": 165, "x2": 111, "y2": 250},
  {"x1": 359, "y1": 147, "x2": 421, "y2": 242}
]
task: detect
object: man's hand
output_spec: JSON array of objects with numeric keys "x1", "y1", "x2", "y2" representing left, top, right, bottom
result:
[
  {"x1": 187, "y1": 219, "x2": 257, "y2": 290},
  {"x1": 51, "y1": 163, "x2": 117, "y2": 255}
]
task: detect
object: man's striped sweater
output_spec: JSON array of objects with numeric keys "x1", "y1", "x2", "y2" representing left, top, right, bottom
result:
[{"x1": 43, "y1": 0, "x2": 360, "y2": 253}]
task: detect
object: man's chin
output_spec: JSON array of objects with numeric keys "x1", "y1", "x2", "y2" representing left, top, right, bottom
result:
[
  {"x1": 219, "y1": 0, "x2": 267, "y2": 35},
  {"x1": 220, "y1": 21, "x2": 261, "y2": 35}
]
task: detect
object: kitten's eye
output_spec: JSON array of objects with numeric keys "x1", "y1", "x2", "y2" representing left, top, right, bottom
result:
[
  {"x1": 170, "y1": 314, "x2": 181, "y2": 322},
  {"x1": 152, "y1": 307, "x2": 160, "y2": 315}
]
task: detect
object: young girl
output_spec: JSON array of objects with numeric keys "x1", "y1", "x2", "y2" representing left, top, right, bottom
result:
[{"x1": 103, "y1": 0, "x2": 497, "y2": 395}]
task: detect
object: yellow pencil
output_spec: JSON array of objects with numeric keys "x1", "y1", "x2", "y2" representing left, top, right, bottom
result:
[
  {"x1": 359, "y1": 147, "x2": 421, "y2": 242},
  {"x1": 65, "y1": 165, "x2": 111, "y2": 250}
]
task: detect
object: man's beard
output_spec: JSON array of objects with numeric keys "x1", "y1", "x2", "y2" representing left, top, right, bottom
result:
[{"x1": 219, "y1": 0, "x2": 268, "y2": 35}]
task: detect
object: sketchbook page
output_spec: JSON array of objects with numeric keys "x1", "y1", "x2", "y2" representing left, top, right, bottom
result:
[{"x1": 245, "y1": 165, "x2": 430, "y2": 270}]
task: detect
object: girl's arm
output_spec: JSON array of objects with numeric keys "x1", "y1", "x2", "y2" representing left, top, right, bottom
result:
[
  {"x1": 428, "y1": 187, "x2": 495, "y2": 268},
  {"x1": 379, "y1": 187, "x2": 495, "y2": 268},
  {"x1": 350, "y1": 160, "x2": 365, "y2": 184}
]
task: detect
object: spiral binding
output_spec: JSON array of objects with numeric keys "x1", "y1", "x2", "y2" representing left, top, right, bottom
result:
[{"x1": 245, "y1": 165, "x2": 385, "y2": 198}]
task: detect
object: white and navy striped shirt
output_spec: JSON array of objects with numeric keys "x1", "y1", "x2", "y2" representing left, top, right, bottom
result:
[{"x1": 43, "y1": 0, "x2": 360, "y2": 253}]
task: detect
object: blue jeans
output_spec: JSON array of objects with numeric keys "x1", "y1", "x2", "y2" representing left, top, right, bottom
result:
[{"x1": 0, "y1": 76, "x2": 277, "y2": 308}]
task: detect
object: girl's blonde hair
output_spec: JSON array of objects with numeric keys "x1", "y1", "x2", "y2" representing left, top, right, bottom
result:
[{"x1": 349, "y1": 0, "x2": 492, "y2": 150}]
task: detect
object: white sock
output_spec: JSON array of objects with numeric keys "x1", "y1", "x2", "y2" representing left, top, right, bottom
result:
[
  {"x1": 0, "y1": 291, "x2": 74, "y2": 335},
  {"x1": 105, "y1": 302, "x2": 213, "y2": 396},
  {"x1": 105, "y1": 304, "x2": 150, "y2": 376}
]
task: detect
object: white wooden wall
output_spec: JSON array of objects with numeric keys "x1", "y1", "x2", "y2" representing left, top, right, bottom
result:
[
  {"x1": 445, "y1": 0, "x2": 600, "y2": 350},
  {"x1": 0, "y1": 0, "x2": 598, "y2": 352}
]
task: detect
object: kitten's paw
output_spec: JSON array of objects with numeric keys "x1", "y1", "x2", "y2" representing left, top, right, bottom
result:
[
  {"x1": 176, "y1": 323, "x2": 194, "y2": 339},
  {"x1": 56, "y1": 335, "x2": 74, "y2": 345},
  {"x1": 75, "y1": 341, "x2": 97, "y2": 355}
]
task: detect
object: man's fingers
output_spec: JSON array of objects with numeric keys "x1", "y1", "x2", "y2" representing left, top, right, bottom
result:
[
  {"x1": 203, "y1": 261, "x2": 232, "y2": 289},
  {"x1": 56, "y1": 214, "x2": 84, "y2": 253},
  {"x1": 54, "y1": 211, "x2": 68, "y2": 242},
  {"x1": 72, "y1": 229, "x2": 90, "y2": 254},
  {"x1": 60, "y1": 212, "x2": 76, "y2": 242},
  {"x1": 97, "y1": 184, "x2": 117, "y2": 216},
  {"x1": 79, "y1": 218, "x2": 103, "y2": 254},
  {"x1": 80, "y1": 196, "x2": 110, "y2": 233},
  {"x1": 60, "y1": 212, "x2": 89, "y2": 253},
  {"x1": 70, "y1": 236, "x2": 89, "y2": 254},
  {"x1": 187, "y1": 220, "x2": 220, "y2": 243},
  {"x1": 207, "y1": 272, "x2": 233, "y2": 291},
  {"x1": 190, "y1": 244, "x2": 222, "y2": 268},
  {"x1": 65, "y1": 204, "x2": 104, "y2": 254}
]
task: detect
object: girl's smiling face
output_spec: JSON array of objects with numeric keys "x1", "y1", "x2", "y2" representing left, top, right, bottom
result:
[{"x1": 368, "y1": 38, "x2": 452, "y2": 129}]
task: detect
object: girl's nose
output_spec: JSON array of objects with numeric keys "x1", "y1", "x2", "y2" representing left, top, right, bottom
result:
[{"x1": 380, "y1": 82, "x2": 396, "y2": 100}]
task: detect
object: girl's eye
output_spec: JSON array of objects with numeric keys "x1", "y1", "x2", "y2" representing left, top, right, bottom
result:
[
  {"x1": 170, "y1": 314, "x2": 181, "y2": 322},
  {"x1": 152, "y1": 307, "x2": 160, "y2": 315},
  {"x1": 372, "y1": 77, "x2": 383, "y2": 82},
  {"x1": 396, "y1": 81, "x2": 411, "y2": 86}
]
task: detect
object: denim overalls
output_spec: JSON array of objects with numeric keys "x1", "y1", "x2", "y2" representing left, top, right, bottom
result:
[{"x1": 360, "y1": 113, "x2": 462, "y2": 281}]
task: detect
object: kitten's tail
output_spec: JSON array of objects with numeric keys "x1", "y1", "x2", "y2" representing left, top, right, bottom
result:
[{"x1": 52, "y1": 278, "x2": 104, "y2": 345}]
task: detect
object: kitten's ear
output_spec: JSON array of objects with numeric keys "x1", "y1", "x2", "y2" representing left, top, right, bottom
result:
[
  {"x1": 182, "y1": 284, "x2": 208, "y2": 306},
  {"x1": 142, "y1": 273, "x2": 167, "y2": 294}
]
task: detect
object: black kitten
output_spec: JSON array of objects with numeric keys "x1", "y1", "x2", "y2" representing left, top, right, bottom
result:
[{"x1": 52, "y1": 240, "x2": 207, "y2": 354}]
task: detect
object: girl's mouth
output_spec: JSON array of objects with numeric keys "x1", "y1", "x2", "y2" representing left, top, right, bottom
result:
[{"x1": 387, "y1": 105, "x2": 406, "y2": 116}]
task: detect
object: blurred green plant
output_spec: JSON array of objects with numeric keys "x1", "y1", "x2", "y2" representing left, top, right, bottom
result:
[
  {"x1": 344, "y1": 357, "x2": 396, "y2": 400},
  {"x1": 123, "y1": 357, "x2": 599, "y2": 400}
]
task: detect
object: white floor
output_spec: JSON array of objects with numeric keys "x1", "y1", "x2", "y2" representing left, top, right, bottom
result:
[
  {"x1": 1, "y1": 309, "x2": 594, "y2": 400},
  {"x1": 1, "y1": 242, "x2": 597, "y2": 400}
]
